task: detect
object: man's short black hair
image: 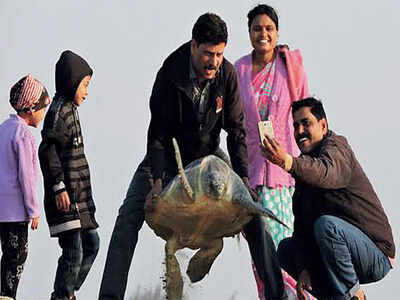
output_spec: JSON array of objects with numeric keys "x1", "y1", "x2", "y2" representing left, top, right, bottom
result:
[
  {"x1": 192, "y1": 13, "x2": 228, "y2": 45},
  {"x1": 292, "y1": 97, "x2": 327, "y2": 121}
]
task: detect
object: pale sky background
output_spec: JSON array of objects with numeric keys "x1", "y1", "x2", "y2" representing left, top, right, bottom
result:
[{"x1": 1, "y1": 1, "x2": 399, "y2": 299}]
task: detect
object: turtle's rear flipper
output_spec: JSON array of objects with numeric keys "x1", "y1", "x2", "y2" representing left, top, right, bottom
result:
[
  {"x1": 186, "y1": 239, "x2": 223, "y2": 283},
  {"x1": 165, "y1": 238, "x2": 183, "y2": 300},
  {"x1": 233, "y1": 190, "x2": 290, "y2": 229}
]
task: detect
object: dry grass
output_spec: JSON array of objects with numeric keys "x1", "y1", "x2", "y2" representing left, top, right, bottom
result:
[
  {"x1": 128, "y1": 248, "x2": 240, "y2": 300},
  {"x1": 128, "y1": 285, "x2": 239, "y2": 300},
  {"x1": 128, "y1": 285, "x2": 163, "y2": 300}
]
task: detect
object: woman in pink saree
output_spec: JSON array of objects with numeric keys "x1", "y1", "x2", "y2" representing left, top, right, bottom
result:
[{"x1": 234, "y1": 4, "x2": 316, "y2": 300}]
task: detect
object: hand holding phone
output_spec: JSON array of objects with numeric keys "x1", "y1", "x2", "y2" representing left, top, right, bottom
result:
[{"x1": 258, "y1": 120, "x2": 274, "y2": 145}]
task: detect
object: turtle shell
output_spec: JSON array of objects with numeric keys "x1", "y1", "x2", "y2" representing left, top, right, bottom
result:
[{"x1": 145, "y1": 155, "x2": 255, "y2": 250}]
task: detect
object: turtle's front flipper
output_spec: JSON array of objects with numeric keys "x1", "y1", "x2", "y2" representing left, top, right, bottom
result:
[
  {"x1": 186, "y1": 239, "x2": 223, "y2": 283},
  {"x1": 165, "y1": 238, "x2": 183, "y2": 300}
]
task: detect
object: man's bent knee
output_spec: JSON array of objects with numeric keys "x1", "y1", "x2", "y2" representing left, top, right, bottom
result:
[
  {"x1": 313, "y1": 215, "x2": 341, "y2": 242},
  {"x1": 277, "y1": 238, "x2": 295, "y2": 274}
]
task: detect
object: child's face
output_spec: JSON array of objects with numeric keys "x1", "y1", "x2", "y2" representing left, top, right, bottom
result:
[
  {"x1": 74, "y1": 75, "x2": 91, "y2": 106},
  {"x1": 29, "y1": 107, "x2": 47, "y2": 128},
  {"x1": 21, "y1": 106, "x2": 47, "y2": 128}
]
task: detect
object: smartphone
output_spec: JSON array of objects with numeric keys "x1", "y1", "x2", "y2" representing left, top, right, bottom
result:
[{"x1": 258, "y1": 120, "x2": 274, "y2": 145}]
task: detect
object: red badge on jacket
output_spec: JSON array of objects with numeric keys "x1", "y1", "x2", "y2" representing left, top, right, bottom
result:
[{"x1": 216, "y1": 96, "x2": 223, "y2": 113}]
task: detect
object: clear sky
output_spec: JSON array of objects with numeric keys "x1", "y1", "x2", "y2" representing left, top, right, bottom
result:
[{"x1": 1, "y1": 1, "x2": 399, "y2": 299}]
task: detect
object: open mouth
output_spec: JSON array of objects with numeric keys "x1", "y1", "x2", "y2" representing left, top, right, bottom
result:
[
  {"x1": 204, "y1": 68, "x2": 216, "y2": 76},
  {"x1": 298, "y1": 137, "x2": 309, "y2": 145}
]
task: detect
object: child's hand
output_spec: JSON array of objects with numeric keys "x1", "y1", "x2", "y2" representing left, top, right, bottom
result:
[
  {"x1": 56, "y1": 191, "x2": 71, "y2": 211},
  {"x1": 30, "y1": 217, "x2": 39, "y2": 230}
]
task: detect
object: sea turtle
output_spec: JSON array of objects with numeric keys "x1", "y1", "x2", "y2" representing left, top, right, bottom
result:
[{"x1": 145, "y1": 138, "x2": 287, "y2": 300}]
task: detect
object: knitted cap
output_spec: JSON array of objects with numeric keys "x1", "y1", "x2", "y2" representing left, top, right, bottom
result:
[{"x1": 10, "y1": 74, "x2": 50, "y2": 112}]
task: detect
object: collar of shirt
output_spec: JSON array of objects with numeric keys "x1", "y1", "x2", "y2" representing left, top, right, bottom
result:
[
  {"x1": 189, "y1": 58, "x2": 213, "y2": 125},
  {"x1": 189, "y1": 57, "x2": 197, "y2": 82},
  {"x1": 10, "y1": 114, "x2": 28, "y2": 127}
]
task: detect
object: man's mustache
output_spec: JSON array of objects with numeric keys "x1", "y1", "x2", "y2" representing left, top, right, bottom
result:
[
  {"x1": 296, "y1": 134, "x2": 310, "y2": 140},
  {"x1": 206, "y1": 65, "x2": 217, "y2": 70}
]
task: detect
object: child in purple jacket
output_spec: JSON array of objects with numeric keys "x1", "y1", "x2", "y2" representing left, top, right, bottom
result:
[{"x1": 0, "y1": 74, "x2": 50, "y2": 300}]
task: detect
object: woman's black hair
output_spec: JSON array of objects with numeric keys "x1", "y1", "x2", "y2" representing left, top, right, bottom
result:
[{"x1": 247, "y1": 4, "x2": 279, "y2": 31}]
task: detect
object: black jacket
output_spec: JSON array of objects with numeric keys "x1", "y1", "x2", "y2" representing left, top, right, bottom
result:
[
  {"x1": 147, "y1": 41, "x2": 248, "y2": 179},
  {"x1": 290, "y1": 131, "x2": 395, "y2": 271},
  {"x1": 39, "y1": 50, "x2": 98, "y2": 237}
]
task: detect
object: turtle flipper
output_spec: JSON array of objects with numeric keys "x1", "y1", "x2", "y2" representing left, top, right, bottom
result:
[
  {"x1": 232, "y1": 190, "x2": 290, "y2": 229},
  {"x1": 165, "y1": 238, "x2": 183, "y2": 300},
  {"x1": 186, "y1": 239, "x2": 223, "y2": 283}
]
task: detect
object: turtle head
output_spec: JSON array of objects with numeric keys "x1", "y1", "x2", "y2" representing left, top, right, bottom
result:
[
  {"x1": 201, "y1": 156, "x2": 230, "y2": 200},
  {"x1": 205, "y1": 171, "x2": 226, "y2": 199}
]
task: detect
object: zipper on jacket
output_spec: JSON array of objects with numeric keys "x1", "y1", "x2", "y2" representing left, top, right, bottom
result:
[
  {"x1": 71, "y1": 105, "x2": 82, "y2": 146},
  {"x1": 74, "y1": 203, "x2": 81, "y2": 219}
]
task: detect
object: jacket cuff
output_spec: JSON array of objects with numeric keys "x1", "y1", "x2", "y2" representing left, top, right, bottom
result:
[
  {"x1": 294, "y1": 252, "x2": 307, "y2": 275},
  {"x1": 152, "y1": 170, "x2": 163, "y2": 180},
  {"x1": 235, "y1": 167, "x2": 248, "y2": 179},
  {"x1": 53, "y1": 181, "x2": 66, "y2": 195},
  {"x1": 149, "y1": 149, "x2": 164, "y2": 179}
]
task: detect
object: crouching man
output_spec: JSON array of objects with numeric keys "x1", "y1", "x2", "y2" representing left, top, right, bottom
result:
[{"x1": 260, "y1": 97, "x2": 395, "y2": 300}]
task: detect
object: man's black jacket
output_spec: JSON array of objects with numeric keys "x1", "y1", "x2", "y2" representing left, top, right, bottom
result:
[{"x1": 146, "y1": 41, "x2": 248, "y2": 179}]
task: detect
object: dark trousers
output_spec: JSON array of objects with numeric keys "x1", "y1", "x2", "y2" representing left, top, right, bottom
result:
[
  {"x1": 0, "y1": 222, "x2": 28, "y2": 300},
  {"x1": 243, "y1": 217, "x2": 287, "y2": 300},
  {"x1": 99, "y1": 152, "x2": 286, "y2": 300},
  {"x1": 51, "y1": 229, "x2": 100, "y2": 300},
  {"x1": 278, "y1": 215, "x2": 391, "y2": 300},
  {"x1": 99, "y1": 160, "x2": 160, "y2": 300}
]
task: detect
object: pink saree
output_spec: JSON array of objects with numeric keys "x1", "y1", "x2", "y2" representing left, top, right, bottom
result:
[{"x1": 235, "y1": 47, "x2": 317, "y2": 300}]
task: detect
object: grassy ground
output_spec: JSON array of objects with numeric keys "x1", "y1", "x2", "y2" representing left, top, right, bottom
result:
[
  {"x1": 128, "y1": 285, "x2": 163, "y2": 300},
  {"x1": 128, "y1": 285, "x2": 239, "y2": 300}
]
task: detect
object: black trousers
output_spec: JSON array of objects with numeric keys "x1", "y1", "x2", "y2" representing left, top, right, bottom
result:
[
  {"x1": 243, "y1": 217, "x2": 287, "y2": 300},
  {"x1": 0, "y1": 222, "x2": 28, "y2": 300}
]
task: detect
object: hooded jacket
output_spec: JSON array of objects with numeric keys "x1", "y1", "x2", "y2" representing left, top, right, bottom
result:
[
  {"x1": 39, "y1": 50, "x2": 98, "y2": 237},
  {"x1": 147, "y1": 41, "x2": 248, "y2": 179},
  {"x1": 290, "y1": 131, "x2": 395, "y2": 272}
]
